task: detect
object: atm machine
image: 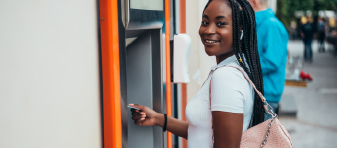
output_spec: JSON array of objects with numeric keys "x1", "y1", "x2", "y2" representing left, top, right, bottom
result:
[
  {"x1": 119, "y1": 0, "x2": 166, "y2": 148},
  {"x1": 100, "y1": 0, "x2": 190, "y2": 147}
]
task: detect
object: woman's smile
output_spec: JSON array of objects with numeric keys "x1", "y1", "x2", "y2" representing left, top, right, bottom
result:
[{"x1": 204, "y1": 38, "x2": 221, "y2": 45}]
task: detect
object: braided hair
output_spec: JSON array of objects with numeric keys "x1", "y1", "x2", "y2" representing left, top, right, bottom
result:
[{"x1": 203, "y1": 0, "x2": 265, "y2": 126}]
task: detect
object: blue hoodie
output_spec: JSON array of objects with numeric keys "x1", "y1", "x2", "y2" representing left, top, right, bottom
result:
[{"x1": 255, "y1": 9, "x2": 288, "y2": 103}]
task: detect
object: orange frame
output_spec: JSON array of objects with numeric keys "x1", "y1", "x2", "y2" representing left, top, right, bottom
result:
[
  {"x1": 99, "y1": 0, "x2": 172, "y2": 147},
  {"x1": 99, "y1": 0, "x2": 122, "y2": 148},
  {"x1": 164, "y1": 0, "x2": 172, "y2": 147},
  {"x1": 180, "y1": 0, "x2": 188, "y2": 147}
]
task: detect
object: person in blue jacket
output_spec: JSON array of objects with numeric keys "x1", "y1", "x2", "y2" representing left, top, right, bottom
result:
[{"x1": 248, "y1": 0, "x2": 289, "y2": 120}]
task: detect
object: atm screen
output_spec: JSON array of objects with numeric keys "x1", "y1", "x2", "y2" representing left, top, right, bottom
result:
[{"x1": 130, "y1": 0, "x2": 163, "y2": 11}]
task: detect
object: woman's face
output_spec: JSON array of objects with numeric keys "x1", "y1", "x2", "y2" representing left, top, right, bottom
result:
[{"x1": 199, "y1": 0, "x2": 234, "y2": 57}]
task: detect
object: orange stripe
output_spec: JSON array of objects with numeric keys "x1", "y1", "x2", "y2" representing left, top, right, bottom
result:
[
  {"x1": 181, "y1": 84, "x2": 188, "y2": 148},
  {"x1": 180, "y1": 0, "x2": 188, "y2": 147},
  {"x1": 99, "y1": 0, "x2": 122, "y2": 148},
  {"x1": 165, "y1": 0, "x2": 172, "y2": 147},
  {"x1": 180, "y1": 0, "x2": 186, "y2": 34}
]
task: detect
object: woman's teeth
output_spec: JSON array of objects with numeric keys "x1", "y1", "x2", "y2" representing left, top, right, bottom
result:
[{"x1": 205, "y1": 40, "x2": 218, "y2": 43}]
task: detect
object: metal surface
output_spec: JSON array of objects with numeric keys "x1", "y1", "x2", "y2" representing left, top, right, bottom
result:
[
  {"x1": 125, "y1": 29, "x2": 147, "y2": 38},
  {"x1": 118, "y1": 0, "x2": 128, "y2": 147},
  {"x1": 151, "y1": 29, "x2": 165, "y2": 148},
  {"x1": 127, "y1": 9, "x2": 164, "y2": 30},
  {"x1": 126, "y1": 30, "x2": 164, "y2": 148},
  {"x1": 122, "y1": 0, "x2": 164, "y2": 30},
  {"x1": 120, "y1": 0, "x2": 166, "y2": 147},
  {"x1": 130, "y1": 0, "x2": 163, "y2": 10},
  {"x1": 121, "y1": 0, "x2": 130, "y2": 29},
  {"x1": 126, "y1": 31, "x2": 154, "y2": 148}
]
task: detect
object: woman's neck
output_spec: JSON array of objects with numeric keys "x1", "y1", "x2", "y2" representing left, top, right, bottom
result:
[{"x1": 216, "y1": 51, "x2": 235, "y2": 64}]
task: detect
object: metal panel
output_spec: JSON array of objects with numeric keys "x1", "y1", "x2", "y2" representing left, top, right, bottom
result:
[
  {"x1": 118, "y1": 0, "x2": 128, "y2": 147},
  {"x1": 126, "y1": 31, "x2": 154, "y2": 148},
  {"x1": 125, "y1": 30, "x2": 164, "y2": 148},
  {"x1": 151, "y1": 29, "x2": 164, "y2": 148}
]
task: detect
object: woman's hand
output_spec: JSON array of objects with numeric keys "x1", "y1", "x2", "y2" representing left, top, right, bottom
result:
[
  {"x1": 129, "y1": 104, "x2": 189, "y2": 139},
  {"x1": 129, "y1": 104, "x2": 159, "y2": 126}
]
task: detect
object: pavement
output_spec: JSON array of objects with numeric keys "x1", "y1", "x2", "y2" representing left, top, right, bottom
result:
[{"x1": 279, "y1": 40, "x2": 337, "y2": 148}]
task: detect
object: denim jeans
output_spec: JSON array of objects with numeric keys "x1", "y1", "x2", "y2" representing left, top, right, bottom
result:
[
  {"x1": 304, "y1": 39, "x2": 313, "y2": 60},
  {"x1": 264, "y1": 102, "x2": 279, "y2": 120}
]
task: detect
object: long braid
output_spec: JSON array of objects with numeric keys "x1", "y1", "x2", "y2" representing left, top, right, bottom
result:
[
  {"x1": 229, "y1": 0, "x2": 252, "y2": 78},
  {"x1": 240, "y1": 1, "x2": 254, "y2": 75},
  {"x1": 240, "y1": 6, "x2": 254, "y2": 78},
  {"x1": 203, "y1": 0, "x2": 265, "y2": 126},
  {"x1": 229, "y1": 0, "x2": 243, "y2": 73},
  {"x1": 239, "y1": 0, "x2": 265, "y2": 125}
]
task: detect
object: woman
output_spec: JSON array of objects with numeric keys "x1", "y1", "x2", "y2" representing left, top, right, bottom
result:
[{"x1": 129, "y1": 0, "x2": 265, "y2": 147}]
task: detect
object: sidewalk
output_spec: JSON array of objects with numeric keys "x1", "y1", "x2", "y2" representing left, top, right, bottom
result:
[{"x1": 279, "y1": 40, "x2": 337, "y2": 148}]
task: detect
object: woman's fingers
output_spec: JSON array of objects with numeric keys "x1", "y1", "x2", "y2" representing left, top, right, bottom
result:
[
  {"x1": 131, "y1": 112, "x2": 146, "y2": 120},
  {"x1": 132, "y1": 114, "x2": 146, "y2": 120},
  {"x1": 129, "y1": 104, "x2": 151, "y2": 126},
  {"x1": 131, "y1": 112, "x2": 146, "y2": 117},
  {"x1": 131, "y1": 108, "x2": 140, "y2": 113},
  {"x1": 134, "y1": 119, "x2": 142, "y2": 125},
  {"x1": 134, "y1": 118, "x2": 146, "y2": 125},
  {"x1": 129, "y1": 104, "x2": 145, "y2": 112}
]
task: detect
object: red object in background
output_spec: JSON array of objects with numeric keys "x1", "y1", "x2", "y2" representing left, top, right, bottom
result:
[
  {"x1": 306, "y1": 73, "x2": 313, "y2": 80},
  {"x1": 300, "y1": 71, "x2": 313, "y2": 81},
  {"x1": 300, "y1": 71, "x2": 306, "y2": 80}
]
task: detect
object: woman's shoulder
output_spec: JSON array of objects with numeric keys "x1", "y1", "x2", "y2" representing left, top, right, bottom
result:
[{"x1": 212, "y1": 64, "x2": 246, "y2": 81}]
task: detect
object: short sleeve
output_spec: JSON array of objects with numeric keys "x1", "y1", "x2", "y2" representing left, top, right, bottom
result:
[{"x1": 210, "y1": 67, "x2": 245, "y2": 113}]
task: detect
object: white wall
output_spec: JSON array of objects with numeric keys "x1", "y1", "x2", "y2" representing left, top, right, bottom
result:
[
  {"x1": 186, "y1": 0, "x2": 216, "y2": 102},
  {"x1": 0, "y1": 0, "x2": 102, "y2": 148}
]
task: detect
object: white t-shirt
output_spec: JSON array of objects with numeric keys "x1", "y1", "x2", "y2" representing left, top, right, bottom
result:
[{"x1": 185, "y1": 55, "x2": 254, "y2": 148}]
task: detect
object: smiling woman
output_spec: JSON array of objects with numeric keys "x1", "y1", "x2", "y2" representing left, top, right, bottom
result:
[
  {"x1": 198, "y1": 0, "x2": 265, "y2": 126},
  {"x1": 199, "y1": 1, "x2": 234, "y2": 62},
  {"x1": 187, "y1": 0, "x2": 266, "y2": 147},
  {"x1": 129, "y1": 0, "x2": 266, "y2": 147}
]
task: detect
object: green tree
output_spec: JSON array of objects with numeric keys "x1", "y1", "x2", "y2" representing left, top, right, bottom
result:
[{"x1": 276, "y1": 0, "x2": 337, "y2": 29}]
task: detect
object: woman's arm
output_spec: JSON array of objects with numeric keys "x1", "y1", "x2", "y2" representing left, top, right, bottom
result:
[
  {"x1": 155, "y1": 113, "x2": 189, "y2": 139},
  {"x1": 212, "y1": 111, "x2": 243, "y2": 148},
  {"x1": 129, "y1": 104, "x2": 189, "y2": 139},
  {"x1": 210, "y1": 68, "x2": 246, "y2": 147}
]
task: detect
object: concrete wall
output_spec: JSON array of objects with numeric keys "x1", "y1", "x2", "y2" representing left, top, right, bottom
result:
[{"x1": 0, "y1": 1, "x2": 102, "y2": 148}]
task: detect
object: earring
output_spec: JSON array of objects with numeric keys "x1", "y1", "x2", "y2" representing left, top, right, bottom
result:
[{"x1": 240, "y1": 30, "x2": 244, "y2": 40}]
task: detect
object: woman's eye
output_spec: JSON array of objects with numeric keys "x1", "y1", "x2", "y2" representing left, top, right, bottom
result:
[
  {"x1": 201, "y1": 21, "x2": 208, "y2": 25},
  {"x1": 217, "y1": 22, "x2": 226, "y2": 26}
]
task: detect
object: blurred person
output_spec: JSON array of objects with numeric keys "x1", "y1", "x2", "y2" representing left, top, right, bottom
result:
[
  {"x1": 300, "y1": 16, "x2": 314, "y2": 61},
  {"x1": 318, "y1": 18, "x2": 326, "y2": 52},
  {"x1": 129, "y1": 0, "x2": 266, "y2": 147},
  {"x1": 248, "y1": 0, "x2": 288, "y2": 120}
]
